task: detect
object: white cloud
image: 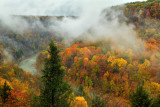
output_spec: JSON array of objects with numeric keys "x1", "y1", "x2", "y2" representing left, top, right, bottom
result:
[
  {"x1": 0, "y1": 0, "x2": 146, "y2": 16},
  {"x1": 0, "y1": 0, "x2": 146, "y2": 52}
]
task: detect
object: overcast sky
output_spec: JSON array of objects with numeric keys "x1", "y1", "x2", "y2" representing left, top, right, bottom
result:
[{"x1": 0, "y1": 0, "x2": 146, "y2": 16}]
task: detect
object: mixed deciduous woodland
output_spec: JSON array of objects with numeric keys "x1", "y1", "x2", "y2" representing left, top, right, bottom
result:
[{"x1": 0, "y1": 0, "x2": 160, "y2": 106}]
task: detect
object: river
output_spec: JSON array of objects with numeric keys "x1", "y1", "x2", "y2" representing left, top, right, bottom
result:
[{"x1": 19, "y1": 53, "x2": 39, "y2": 74}]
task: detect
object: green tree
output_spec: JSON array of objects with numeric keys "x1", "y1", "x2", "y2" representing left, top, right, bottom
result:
[
  {"x1": 130, "y1": 85, "x2": 152, "y2": 107},
  {"x1": 151, "y1": 95, "x2": 160, "y2": 107},
  {"x1": 139, "y1": 57, "x2": 145, "y2": 64},
  {"x1": 78, "y1": 85, "x2": 86, "y2": 96},
  {"x1": 0, "y1": 81, "x2": 11, "y2": 103},
  {"x1": 91, "y1": 96, "x2": 106, "y2": 107},
  {"x1": 40, "y1": 41, "x2": 72, "y2": 107}
]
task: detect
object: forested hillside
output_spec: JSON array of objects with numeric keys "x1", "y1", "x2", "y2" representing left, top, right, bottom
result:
[
  {"x1": 125, "y1": 0, "x2": 160, "y2": 19},
  {"x1": 36, "y1": 0, "x2": 160, "y2": 106},
  {"x1": 0, "y1": 16, "x2": 63, "y2": 63},
  {"x1": 0, "y1": 0, "x2": 160, "y2": 106}
]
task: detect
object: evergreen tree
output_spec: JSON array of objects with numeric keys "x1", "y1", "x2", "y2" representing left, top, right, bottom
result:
[
  {"x1": 151, "y1": 95, "x2": 160, "y2": 107},
  {"x1": 91, "y1": 96, "x2": 106, "y2": 107},
  {"x1": 0, "y1": 81, "x2": 11, "y2": 103},
  {"x1": 40, "y1": 41, "x2": 72, "y2": 107},
  {"x1": 78, "y1": 85, "x2": 85, "y2": 96},
  {"x1": 130, "y1": 85, "x2": 152, "y2": 107}
]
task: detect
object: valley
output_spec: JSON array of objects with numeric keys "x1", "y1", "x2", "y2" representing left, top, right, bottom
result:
[{"x1": 0, "y1": 0, "x2": 160, "y2": 107}]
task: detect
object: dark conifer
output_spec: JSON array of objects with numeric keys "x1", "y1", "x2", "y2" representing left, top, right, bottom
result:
[
  {"x1": 130, "y1": 85, "x2": 152, "y2": 107},
  {"x1": 40, "y1": 41, "x2": 72, "y2": 107},
  {"x1": 1, "y1": 81, "x2": 11, "y2": 103}
]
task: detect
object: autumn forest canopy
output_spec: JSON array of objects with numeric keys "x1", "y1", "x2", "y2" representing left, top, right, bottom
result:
[{"x1": 0, "y1": 0, "x2": 160, "y2": 106}]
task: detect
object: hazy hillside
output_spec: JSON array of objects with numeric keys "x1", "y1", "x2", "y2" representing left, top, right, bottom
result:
[{"x1": 0, "y1": 0, "x2": 160, "y2": 106}]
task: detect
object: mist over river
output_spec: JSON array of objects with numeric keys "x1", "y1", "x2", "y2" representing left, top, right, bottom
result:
[{"x1": 19, "y1": 53, "x2": 40, "y2": 74}]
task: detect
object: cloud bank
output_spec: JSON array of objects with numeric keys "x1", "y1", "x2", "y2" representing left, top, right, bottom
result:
[
  {"x1": 0, "y1": 0, "x2": 146, "y2": 16},
  {"x1": 0, "y1": 0, "x2": 146, "y2": 52}
]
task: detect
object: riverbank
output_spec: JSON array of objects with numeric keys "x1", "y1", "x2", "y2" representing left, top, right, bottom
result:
[{"x1": 19, "y1": 52, "x2": 40, "y2": 75}]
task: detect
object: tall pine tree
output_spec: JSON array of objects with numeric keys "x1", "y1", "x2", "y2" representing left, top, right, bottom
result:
[
  {"x1": 40, "y1": 41, "x2": 72, "y2": 107},
  {"x1": 130, "y1": 85, "x2": 152, "y2": 107},
  {"x1": 0, "y1": 81, "x2": 11, "y2": 103}
]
